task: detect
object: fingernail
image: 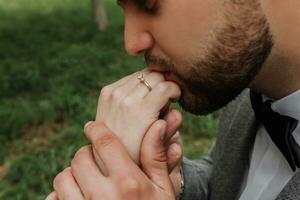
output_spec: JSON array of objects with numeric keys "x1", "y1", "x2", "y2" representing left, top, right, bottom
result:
[
  {"x1": 84, "y1": 121, "x2": 94, "y2": 132},
  {"x1": 63, "y1": 167, "x2": 71, "y2": 171},
  {"x1": 45, "y1": 192, "x2": 56, "y2": 200}
]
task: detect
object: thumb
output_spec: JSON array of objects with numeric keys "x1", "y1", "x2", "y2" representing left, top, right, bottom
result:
[{"x1": 140, "y1": 120, "x2": 173, "y2": 191}]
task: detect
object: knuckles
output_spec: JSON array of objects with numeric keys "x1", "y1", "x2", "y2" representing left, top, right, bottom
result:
[
  {"x1": 112, "y1": 88, "x2": 125, "y2": 102},
  {"x1": 84, "y1": 122, "x2": 106, "y2": 141},
  {"x1": 123, "y1": 96, "x2": 135, "y2": 108},
  {"x1": 94, "y1": 133, "x2": 116, "y2": 150},
  {"x1": 157, "y1": 82, "x2": 170, "y2": 93},
  {"x1": 53, "y1": 168, "x2": 72, "y2": 190},
  {"x1": 156, "y1": 82, "x2": 178, "y2": 94},
  {"x1": 84, "y1": 121, "x2": 116, "y2": 151},
  {"x1": 99, "y1": 85, "x2": 112, "y2": 101},
  {"x1": 71, "y1": 146, "x2": 90, "y2": 169},
  {"x1": 117, "y1": 177, "x2": 141, "y2": 197},
  {"x1": 100, "y1": 85, "x2": 138, "y2": 108},
  {"x1": 148, "y1": 72, "x2": 165, "y2": 82},
  {"x1": 154, "y1": 82, "x2": 181, "y2": 100}
]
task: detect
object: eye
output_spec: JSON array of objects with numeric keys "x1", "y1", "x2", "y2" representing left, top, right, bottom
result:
[
  {"x1": 141, "y1": 0, "x2": 158, "y2": 15},
  {"x1": 146, "y1": 0, "x2": 157, "y2": 10}
]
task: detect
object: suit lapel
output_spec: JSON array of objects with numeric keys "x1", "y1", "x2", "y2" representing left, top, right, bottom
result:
[
  {"x1": 209, "y1": 89, "x2": 300, "y2": 200},
  {"x1": 210, "y1": 90, "x2": 258, "y2": 200}
]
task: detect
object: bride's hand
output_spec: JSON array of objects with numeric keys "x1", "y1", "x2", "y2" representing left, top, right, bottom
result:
[{"x1": 94, "y1": 69, "x2": 181, "y2": 173}]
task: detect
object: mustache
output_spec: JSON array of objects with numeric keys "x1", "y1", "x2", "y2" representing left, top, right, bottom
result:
[
  {"x1": 144, "y1": 51, "x2": 171, "y2": 72},
  {"x1": 144, "y1": 51, "x2": 186, "y2": 82}
]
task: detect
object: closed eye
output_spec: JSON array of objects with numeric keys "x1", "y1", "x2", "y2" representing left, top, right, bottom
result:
[
  {"x1": 138, "y1": 0, "x2": 158, "y2": 15},
  {"x1": 146, "y1": 0, "x2": 157, "y2": 9},
  {"x1": 117, "y1": 0, "x2": 159, "y2": 15}
]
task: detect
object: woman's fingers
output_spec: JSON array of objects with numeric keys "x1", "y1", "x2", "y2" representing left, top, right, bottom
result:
[
  {"x1": 109, "y1": 71, "x2": 165, "y2": 104},
  {"x1": 144, "y1": 81, "x2": 181, "y2": 112},
  {"x1": 96, "y1": 69, "x2": 150, "y2": 121},
  {"x1": 98, "y1": 70, "x2": 181, "y2": 122},
  {"x1": 105, "y1": 69, "x2": 149, "y2": 91},
  {"x1": 129, "y1": 71, "x2": 165, "y2": 99},
  {"x1": 108, "y1": 69, "x2": 151, "y2": 99}
]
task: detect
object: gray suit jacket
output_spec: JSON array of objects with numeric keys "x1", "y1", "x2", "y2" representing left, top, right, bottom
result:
[{"x1": 182, "y1": 89, "x2": 300, "y2": 200}]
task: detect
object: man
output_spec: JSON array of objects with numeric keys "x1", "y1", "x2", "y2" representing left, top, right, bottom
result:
[{"x1": 46, "y1": 0, "x2": 300, "y2": 199}]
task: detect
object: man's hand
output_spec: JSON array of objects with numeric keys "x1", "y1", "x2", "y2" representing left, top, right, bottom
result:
[
  {"x1": 155, "y1": 109, "x2": 184, "y2": 197},
  {"x1": 47, "y1": 120, "x2": 181, "y2": 200},
  {"x1": 46, "y1": 108, "x2": 184, "y2": 200}
]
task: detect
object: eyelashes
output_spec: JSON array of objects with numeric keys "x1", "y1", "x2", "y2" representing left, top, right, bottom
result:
[
  {"x1": 137, "y1": 0, "x2": 158, "y2": 15},
  {"x1": 146, "y1": 0, "x2": 157, "y2": 9},
  {"x1": 118, "y1": 0, "x2": 159, "y2": 15}
]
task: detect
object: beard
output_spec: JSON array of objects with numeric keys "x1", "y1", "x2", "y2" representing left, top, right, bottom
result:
[{"x1": 145, "y1": 1, "x2": 273, "y2": 115}]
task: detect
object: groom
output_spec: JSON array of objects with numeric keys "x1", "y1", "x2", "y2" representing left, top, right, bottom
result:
[{"x1": 47, "y1": 0, "x2": 300, "y2": 199}]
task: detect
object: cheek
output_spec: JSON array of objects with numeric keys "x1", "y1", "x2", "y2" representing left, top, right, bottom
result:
[{"x1": 152, "y1": 0, "x2": 221, "y2": 63}]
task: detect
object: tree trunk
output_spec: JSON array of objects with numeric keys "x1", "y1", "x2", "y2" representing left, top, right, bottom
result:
[{"x1": 92, "y1": 0, "x2": 108, "y2": 31}]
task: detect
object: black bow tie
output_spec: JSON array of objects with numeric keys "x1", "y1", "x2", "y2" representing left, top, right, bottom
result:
[{"x1": 250, "y1": 91, "x2": 300, "y2": 171}]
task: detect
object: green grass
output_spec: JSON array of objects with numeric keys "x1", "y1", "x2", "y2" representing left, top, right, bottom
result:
[{"x1": 0, "y1": 0, "x2": 218, "y2": 199}]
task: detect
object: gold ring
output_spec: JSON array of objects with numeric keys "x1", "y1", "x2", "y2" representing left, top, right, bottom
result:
[{"x1": 137, "y1": 74, "x2": 152, "y2": 91}]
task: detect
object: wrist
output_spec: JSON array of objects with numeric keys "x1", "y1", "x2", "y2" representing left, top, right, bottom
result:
[
  {"x1": 176, "y1": 166, "x2": 184, "y2": 200},
  {"x1": 170, "y1": 166, "x2": 184, "y2": 200}
]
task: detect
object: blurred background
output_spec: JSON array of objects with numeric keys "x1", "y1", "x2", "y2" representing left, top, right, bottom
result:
[{"x1": 0, "y1": 0, "x2": 218, "y2": 199}]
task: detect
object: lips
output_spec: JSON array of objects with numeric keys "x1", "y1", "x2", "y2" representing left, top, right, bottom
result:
[
  {"x1": 164, "y1": 71, "x2": 184, "y2": 88},
  {"x1": 148, "y1": 66, "x2": 182, "y2": 87},
  {"x1": 148, "y1": 66, "x2": 169, "y2": 73}
]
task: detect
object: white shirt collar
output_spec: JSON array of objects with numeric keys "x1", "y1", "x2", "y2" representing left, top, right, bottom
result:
[{"x1": 271, "y1": 89, "x2": 300, "y2": 144}]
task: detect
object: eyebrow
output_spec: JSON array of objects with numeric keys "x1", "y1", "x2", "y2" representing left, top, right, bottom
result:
[{"x1": 117, "y1": 0, "x2": 147, "y2": 7}]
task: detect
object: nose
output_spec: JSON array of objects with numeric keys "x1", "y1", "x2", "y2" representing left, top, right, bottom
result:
[{"x1": 124, "y1": 15, "x2": 154, "y2": 56}]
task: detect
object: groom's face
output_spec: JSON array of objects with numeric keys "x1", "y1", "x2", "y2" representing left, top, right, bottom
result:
[{"x1": 120, "y1": 0, "x2": 273, "y2": 115}]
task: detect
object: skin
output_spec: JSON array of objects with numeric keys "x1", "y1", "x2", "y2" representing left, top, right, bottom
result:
[
  {"x1": 48, "y1": 121, "x2": 179, "y2": 200},
  {"x1": 250, "y1": 0, "x2": 300, "y2": 99},
  {"x1": 93, "y1": 69, "x2": 181, "y2": 175},
  {"x1": 47, "y1": 0, "x2": 300, "y2": 199},
  {"x1": 47, "y1": 68, "x2": 185, "y2": 199},
  {"x1": 124, "y1": 0, "x2": 274, "y2": 115}
]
